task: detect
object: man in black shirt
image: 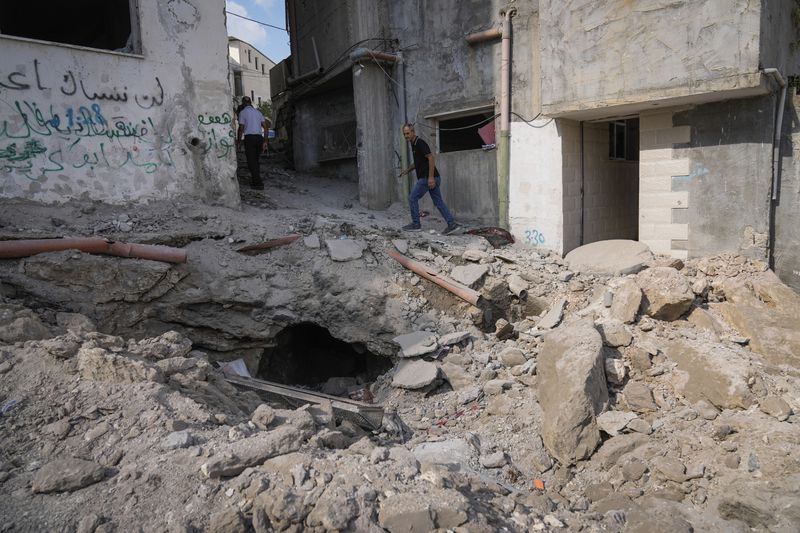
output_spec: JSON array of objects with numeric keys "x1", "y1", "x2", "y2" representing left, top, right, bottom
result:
[{"x1": 399, "y1": 123, "x2": 460, "y2": 234}]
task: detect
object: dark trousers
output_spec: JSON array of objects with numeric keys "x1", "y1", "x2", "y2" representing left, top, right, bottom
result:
[{"x1": 244, "y1": 134, "x2": 264, "y2": 186}]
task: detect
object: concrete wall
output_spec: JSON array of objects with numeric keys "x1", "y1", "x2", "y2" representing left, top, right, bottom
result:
[
  {"x1": 539, "y1": 0, "x2": 765, "y2": 118},
  {"x1": 388, "y1": 0, "x2": 538, "y2": 223},
  {"x1": 509, "y1": 120, "x2": 563, "y2": 252},
  {"x1": 672, "y1": 97, "x2": 774, "y2": 260},
  {"x1": 581, "y1": 122, "x2": 638, "y2": 244},
  {"x1": 289, "y1": 0, "x2": 354, "y2": 77},
  {"x1": 292, "y1": 85, "x2": 356, "y2": 179},
  {"x1": 0, "y1": 0, "x2": 239, "y2": 207}
]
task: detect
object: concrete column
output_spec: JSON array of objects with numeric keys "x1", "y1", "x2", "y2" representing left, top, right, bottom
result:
[{"x1": 351, "y1": 0, "x2": 393, "y2": 210}]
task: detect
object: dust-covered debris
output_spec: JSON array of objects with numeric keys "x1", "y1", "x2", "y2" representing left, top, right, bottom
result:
[{"x1": 1, "y1": 160, "x2": 799, "y2": 531}]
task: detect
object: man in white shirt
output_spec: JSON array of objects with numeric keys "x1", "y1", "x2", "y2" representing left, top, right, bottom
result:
[{"x1": 236, "y1": 96, "x2": 268, "y2": 189}]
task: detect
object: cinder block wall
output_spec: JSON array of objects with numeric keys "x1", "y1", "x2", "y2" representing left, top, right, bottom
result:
[
  {"x1": 581, "y1": 122, "x2": 638, "y2": 244},
  {"x1": 561, "y1": 120, "x2": 582, "y2": 254},
  {"x1": 639, "y1": 111, "x2": 691, "y2": 259}
]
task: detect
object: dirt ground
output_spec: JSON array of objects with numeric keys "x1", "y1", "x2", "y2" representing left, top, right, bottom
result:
[{"x1": 0, "y1": 155, "x2": 799, "y2": 532}]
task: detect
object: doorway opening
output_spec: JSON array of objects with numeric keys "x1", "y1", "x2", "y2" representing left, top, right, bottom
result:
[{"x1": 580, "y1": 118, "x2": 640, "y2": 245}]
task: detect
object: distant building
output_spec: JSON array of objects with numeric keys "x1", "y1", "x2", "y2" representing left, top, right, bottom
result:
[{"x1": 228, "y1": 37, "x2": 275, "y2": 112}]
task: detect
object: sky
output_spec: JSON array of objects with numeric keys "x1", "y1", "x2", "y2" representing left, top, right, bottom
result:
[{"x1": 225, "y1": 0, "x2": 290, "y2": 63}]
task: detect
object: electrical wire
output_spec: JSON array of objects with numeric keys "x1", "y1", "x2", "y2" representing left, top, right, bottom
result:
[
  {"x1": 225, "y1": 10, "x2": 287, "y2": 32},
  {"x1": 512, "y1": 111, "x2": 555, "y2": 128}
]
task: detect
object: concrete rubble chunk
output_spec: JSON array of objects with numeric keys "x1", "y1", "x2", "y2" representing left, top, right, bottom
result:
[
  {"x1": 392, "y1": 331, "x2": 438, "y2": 357},
  {"x1": 251, "y1": 404, "x2": 276, "y2": 430},
  {"x1": 604, "y1": 358, "x2": 627, "y2": 385},
  {"x1": 498, "y1": 346, "x2": 526, "y2": 367},
  {"x1": 480, "y1": 451, "x2": 508, "y2": 468},
  {"x1": 538, "y1": 319, "x2": 608, "y2": 465},
  {"x1": 462, "y1": 249, "x2": 490, "y2": 262},
  {"x1": 201, "y1": 425, "x2": 311, "y2": 478},
  {"x1": 537, "y1": 298, "x2": 567, "y2": 329},
  {"x1": 609, "y1": 279, "x2": 642, "y2": 324},
  {"x1": 439, "y1": 331, "x2": 471, "y2": 346},
  {"x1": 597, "y1": 411, "x2": 637, "y2": 436},
  {"x1": 392, "y1": 359, "x2": 439, "y2": 390},
  {"x1": 665, "y1": 341, "x2": 753, "y2": 410},
  {"x1": 564, "y1": 240, "x2": 653, "y2": 276},
  {"x1": 0, "y1": 307, "x2": 51, "y2": 343},
  {"x1": 622, "y1": 382, "x2": 659, "y2": 413},
  {"x1": 449, "y1": 263, "x2": 489, "y2": 288},
  {"x1": 412, "y1": 439, "x2": 472, "y2": 469},
  {"x1": 325, "y1": 238, "x2": 365, "y2": 261},
  {"x1": 31, "y1": 458, "x2": 106, "y2": 493},
  {"x1": 598, "y1": 320, "x2": 633, "y2": 347},
  {"x1": 595, "y1": 433, "x2": 649, "y2": 469},
  {"x1": 713, "y1": 272, "x2": 800, "y2": 368},
  {"x1": 56, "y1": 312, "x2": 97, "y2": 334},
  {"x1": 636, "y1": 267, "x2": 694, "y2": 321},
  {"x1": 759, "y1": 396, "x2": 792, "y2": 421},
  {"x1": 161, "y1": 430, "x2": 193, "y2": 450},
  {"x1": 439, "y1": 362, "x2": 473, "y2": 390},
  {"x1": 392, "y1": 239, "x2": 408, "y2": 254},
  {"x1": 303, "y1": 233, "x2": 320, "y2": 249},
  {"x1": 77, "y1": 347, "x2": 164, "y2": 384}
]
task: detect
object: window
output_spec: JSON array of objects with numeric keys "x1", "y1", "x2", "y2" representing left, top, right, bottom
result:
[
  {"x1": 0, "y1": 0, "x2": 138, "y2": 53},
  {"x1": 233, "y1": 72, "x2": 243, "y2": 96},
  {"x1": 257, "y1": 96, "x2": 261, "y2": 105},
  {"x1": 261, "y1": 65, "x2": 265, "y2": 74},
  {"x1": 438, "y1": 111, "x2": 495, "y2": 153},
  {"x1": 609, "y1": 119, "x2": 639, "y2": 161},
  {"x1": 255, "y1": 57, "x2": 259, "y2": 69},
  {"x1": 250, "y1": 90, "x2": 255, "y2": 100},
  {"x1": 247, "y1": 50, "x2": 251, "y2": 63}
]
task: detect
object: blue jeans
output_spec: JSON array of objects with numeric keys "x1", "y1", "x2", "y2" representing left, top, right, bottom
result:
[{"x1": 409, "y1": 176, "x2": 454, "y2": 225}]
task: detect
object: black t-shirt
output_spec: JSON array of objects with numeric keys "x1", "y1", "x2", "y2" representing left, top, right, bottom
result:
[{"x1": 411, "y1": 137, "x2": 439, "y2": 178}]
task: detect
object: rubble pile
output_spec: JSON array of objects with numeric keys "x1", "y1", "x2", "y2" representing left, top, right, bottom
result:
[{"x1": 1, "y1": 168, "x2": 799, "y2": 532}]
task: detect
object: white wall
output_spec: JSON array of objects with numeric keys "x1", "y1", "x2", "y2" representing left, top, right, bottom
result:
[
  {"x1": 0, "y1": 0, "x2": 239, "y2": 206},
  {"x1": 508, "y1": 120, "x2": 564, "y2": 253}
]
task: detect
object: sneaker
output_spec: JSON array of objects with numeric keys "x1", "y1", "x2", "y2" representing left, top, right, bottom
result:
[
  {"x1": 442, "y1": 222, "x2": 461, "y2": 235},
  {"x1": 402, "y1": 222, "x2": 422, "y2": 231}
]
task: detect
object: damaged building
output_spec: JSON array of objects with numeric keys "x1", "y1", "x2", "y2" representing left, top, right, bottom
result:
[
  {"x1": 2, "y1": 1, "x2": 800, "y2": 531},
  {"x1": 273, "y1": 0, "x2": 800, "y2": 290},
  {"x1": 0, "y1": 0, "x2": 239, "y2": 207}
]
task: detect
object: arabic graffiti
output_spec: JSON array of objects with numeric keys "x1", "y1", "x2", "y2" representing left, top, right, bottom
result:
[
  {"x1": 0, "y1": 99, "x2": 176, "y2": 179},
  {"x1": 196, "y1": 114, "x2": 235, "y2": 159},
  {"x1": 0, "y1": 59, "x2": 165, "y2": 109}
]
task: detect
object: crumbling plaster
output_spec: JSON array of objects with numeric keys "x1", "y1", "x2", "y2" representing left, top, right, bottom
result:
[{"x1": 0, "y1": 0, "x2": 239, "y2": 207}]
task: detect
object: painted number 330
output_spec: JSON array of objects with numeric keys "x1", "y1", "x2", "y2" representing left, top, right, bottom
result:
[{"x1": 525, "y1": 229, "x2": 545, "y2": 245}]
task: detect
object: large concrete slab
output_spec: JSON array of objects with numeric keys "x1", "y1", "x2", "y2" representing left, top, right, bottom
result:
[{"x1": 565, "y1": 240, "x2": 653, "y2": 276}]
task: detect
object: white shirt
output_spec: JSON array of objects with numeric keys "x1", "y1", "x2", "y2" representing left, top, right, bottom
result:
[{"x1": 239, "y1": 106, "x2": 265, "y2": 136}]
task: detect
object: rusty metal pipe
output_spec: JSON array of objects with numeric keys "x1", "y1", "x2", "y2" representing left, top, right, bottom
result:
[
  {"x1": 387, "y1": 249, "x2": 482, "y2": 307},
  {"x1": 349, "y1": 48, "x2": 399, "y2": 64},
  {"x1": 0, "y1": 238, "x2": 187, "y2": 263},
  {"x1": 465, "y1": 27, "x2": 502, "y2": 44}
]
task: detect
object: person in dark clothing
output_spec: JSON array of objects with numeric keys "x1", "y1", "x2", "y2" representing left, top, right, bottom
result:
[
  {"x1": 236, "y1": 96, "x2": 267, "y2": 189},
  {"x1": 398, "y1": 123, "x2": 460, "y2": 234}
]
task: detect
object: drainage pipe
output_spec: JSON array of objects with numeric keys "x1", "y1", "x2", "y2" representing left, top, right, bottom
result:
[
  {"x1": 287, "y1": 68, "x2": 323, "y2": 86},
  {"x1": 397, "y1": 52, "x2": 410, "y2": 206},
  {"x1": 762, "y1": 68, "x2": 788, "y2": 269},
  {"x1": 498, "y1": 7, "x2": 516, "y2": 229},
  {"x1": 763, "y1": 68, "x2": 787, "y2": 202},
  {"x1": 387, "y1": 250, "x2": 483, "y2": 307},
  {"x1": 465, "y1": 27, "x2": 502, "y2": 45},
  {"x1": 349, "y1": 48, "x2": 400, "y2": 65},
  {"x1": 0, "y1": 238, "x2": 187, "y2": 263}
]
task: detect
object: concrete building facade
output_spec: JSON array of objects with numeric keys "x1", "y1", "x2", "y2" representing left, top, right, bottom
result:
[
  {"x1": 228, "y1": 37, "x2": 275, "y2": 110},
  {"x1": 0, "y1": 0, "x2": 239, "y2": 207},
  {"x1": 276, "y1": 0, "x2": 800, "y2": 290}
]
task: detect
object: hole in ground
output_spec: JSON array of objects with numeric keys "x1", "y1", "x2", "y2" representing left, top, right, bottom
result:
[{"x1": 256, "y1": 323, "x2": 392, "y2": 396}]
